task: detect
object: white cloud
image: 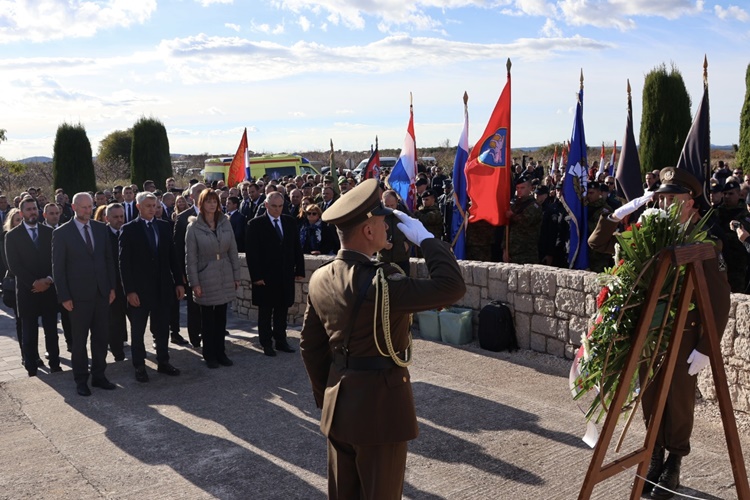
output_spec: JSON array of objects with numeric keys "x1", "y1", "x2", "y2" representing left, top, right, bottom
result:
[
  {"x1": 250, "y1": 20, "x2": 286, "y2": 34},
  {"x1": 0, "y1": 0, "x2": 156, "y2": 43},
  {"x1": 558, "y1": 0, "x2": 703, "y2": 31},
  {"x1": 298, "y1": 15, "x2": 312, "y2": 31},
  {"x1": 541, "y1": 18, "x2": 562, "y2": 37},
  {"x1": 198, "y1": 0, "x2": 233, "y2": 5},
  {"x1": 335, "y1": 109, "x2": 354, "y2": 115},
  {"x1": 204, "y1": 107, "x2": 226, "y2": 115},
  {"x1": 156, "y1": 33, "x2": 613, "y2": 84},
  {"x1": 225, "y1": 23, "x2": 241, "y2": 32},
  {"x1": 289, "y1": 111, "x2": 307, "y2": 117},
  {"x1": 715, "y1": 4, "x2": 750, "y2": 22}
]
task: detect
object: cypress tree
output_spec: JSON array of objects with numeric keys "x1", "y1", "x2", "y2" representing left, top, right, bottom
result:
[
  {"x1": 737, "y1": 63, "x2": 750, "y2": 169},
  {"x1": 639, "y1": 63, "x2": 692, "y2": 174},
  {"x1": 52, "y1": 122, "x2": 96, "y2": 195},
  {"x1": 130, "y1": 116, "x2": 172, "y2": 189}
]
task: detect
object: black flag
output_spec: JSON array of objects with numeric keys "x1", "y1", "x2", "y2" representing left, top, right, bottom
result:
[
  {"x1": 676, "y1": 57, "x2": 710, "y2": 209},
  {"x1": 615, "y1": 80, "x2": 644, "y2": 202}
]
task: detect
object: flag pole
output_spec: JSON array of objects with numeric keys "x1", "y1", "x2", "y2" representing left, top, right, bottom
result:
[
  {"x1": 330, "y1": 139, "x2": 340, "y2": 197},
  {"x1": 451, "y1": 91, "x2": 469, "y2": 249},
  {"x1": 504, "y1": 57, "x2": 512, "y2": 263}
]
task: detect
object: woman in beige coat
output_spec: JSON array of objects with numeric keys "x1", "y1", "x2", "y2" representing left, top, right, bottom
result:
[{"x1": 185, "y1": 189, "x2": 240, "y2": 368}]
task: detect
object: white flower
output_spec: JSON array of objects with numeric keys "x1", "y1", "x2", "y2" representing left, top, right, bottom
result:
[{"x1": 638, "y1": 207, "x2": 668, "y2": 224}]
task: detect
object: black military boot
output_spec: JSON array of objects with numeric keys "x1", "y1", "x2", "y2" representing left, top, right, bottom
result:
[
  {"x1": 642, "y1": 446, "x2": 665, "y2": 494},
  {"x1": 651, "y1": 453, "x2": 681, "y2": 499}
]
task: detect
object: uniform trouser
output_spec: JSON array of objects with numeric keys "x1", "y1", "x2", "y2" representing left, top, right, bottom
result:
[
  {"x1": 128, "y1": 301, "x2": 170, "y2": 367},
  {"x1": 69, "y1": 297, "x2": 110, "y2": 384},
  {"x1": 327, "y1": 436, "x2": 407, "y2": 500},
  {"x1": 185, "y1": 287, "x2": 202, "y2": 346},
  {"x1": 108, "y1": 296, "x2": 127, "y2": 359},
  {"x1": 640, "y1": 324, "x2": 700, "y2": 457},
  {"x1": 199, "y1": 303, "x2": 227, "y2": 362},
  {"x1": 258, "y1": 305, "x2": 288, "y2": 348},
  {"x1": 22, "y1": 312, "x2": 59, "y2": 372}
]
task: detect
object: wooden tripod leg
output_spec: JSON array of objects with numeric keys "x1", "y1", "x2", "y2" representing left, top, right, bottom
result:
[{"x1": 691, "y1": 264, "x2": 750, "y2": 498}]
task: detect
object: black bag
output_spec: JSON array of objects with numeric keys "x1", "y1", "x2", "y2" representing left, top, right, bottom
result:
[
  {"x1": 478, "y1": 300, "x2": 518, "y2": 352},
  {"x1": 2, "y1": 274, "x2": 16, "y2": 309}
]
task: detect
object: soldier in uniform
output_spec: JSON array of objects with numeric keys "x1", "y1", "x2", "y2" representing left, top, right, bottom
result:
[
  {"x1": 589, "y1": 167, "x2": 730, "y2": 499},
  {"x1": 539, "y1": 184, "x2": 568, "y2": 267},
  {"x1": 586, "y1": 182, "x2": 614, "y2": 272},
  {"x1": 415, "y1": 189, "x2": 443, "y2": 239},
  {"x1": 716, "y1": 180, "x2": 749, "y2": 292},
  {"x1": 300, "y1": 179, "x2": 465, "y2": 499},
  {"x1": 504, "y1": 175, "x2": 542, "y2": 264}
]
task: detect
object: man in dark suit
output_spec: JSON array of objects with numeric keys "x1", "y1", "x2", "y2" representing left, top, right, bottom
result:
[
  {"x1": 52, "y1": 193, "x2": 117, "y2": 396},
  {"x1": 246, "y1": 191, "x2": 305, "y2": 356},
  {"x1": 226, "y1": 196, "x2": 246, "y2": 253},
  {"x1": 240, "y1": 182, "x2": 265, "y2": 219},
  {"x1": 287, "y1": 188, "x2": 303, "y2": 218},
  {"x1": 5, "y1": 198, "x2": 61, "y2": 377},
  {"x1": 173, "y1": 182, "x2": 205, "y2": 348},
  {"x1": 120, "y1": 192, "x2": 185, "y2": 383},
  {"x1": 104, "y1": 203, "x2": 127, "y2": 361},
  {"x1": 122, "y1": 186, "x2": 139, "y2": 223},
  {"x1": 41, "y1": 202, "x2": 72, "y2": 351}
]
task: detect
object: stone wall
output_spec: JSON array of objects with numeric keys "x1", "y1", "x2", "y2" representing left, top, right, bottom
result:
[{"x1": 234, "y1": 254, "x2": 750, "y2": 413}]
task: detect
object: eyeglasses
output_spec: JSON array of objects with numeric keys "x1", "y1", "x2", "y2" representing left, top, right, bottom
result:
[
  {"x1": 306, "y1": 212, "x2": 321, "y2": 217},
  {"x1": 606, "y1": 182, "x2": 615, "y2": 185}
]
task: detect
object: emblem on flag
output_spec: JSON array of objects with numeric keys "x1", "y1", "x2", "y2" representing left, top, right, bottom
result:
[{"x1": 478, "y1": 128, "x2": 508, "y2": 167}]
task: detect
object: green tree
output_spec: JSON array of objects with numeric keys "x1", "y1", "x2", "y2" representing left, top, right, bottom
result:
[
  {"x1": 52, "y1": 122, "x2": 96, "y2": 195},
  {"x1": 736, "y1": 63, "x2": 750, "y2": 169},
  {"x1": 130, "y1": 117, "x2": 172, "y2": 189},
  {"x1": 639, "y1": 63, "x2": 692, "y2": 174},
  {"x1": 0, "y1": 129, "x2": 6, "y2": 143},
  {"x1": 98, "y1": 129, "x2": 132, "y2": 164}
]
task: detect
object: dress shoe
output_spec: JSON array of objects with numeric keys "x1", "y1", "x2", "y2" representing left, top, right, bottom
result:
[
  {"x1": 49, "y1": 366, "x2": 63, "y2": 373},
  {"x1": 263, "y1": 346, "x2": 277, "y2": 357},
  {"x1": 77, "y1": 383, "x2": 92, "y2": 396},
  {"x1": 192, "y1": 342, "x2": 202, "y2": 349},
  {"x1": 157, "y1": 363, "x2": 181, "y2": 376},
  {"x1": 643, "y1": 446, "x2": 665, "y2": 494},
  {"x1": 205, "y1": 360, "x2": 220, "y2": 369},
  {"x1": 217, "y1": 356, "x2": 233, "y2": 367},
  {"x1": 92, "y1": 377, "x2": 116, "y2": 390},
  {"x1": 113, "y1": 354, "x2": 125, "y2": 362},
  {"x1": 27, "y1": 370, "x2": 38, "y2": 377},
  {"x1": 171, "y1": 334, "x2": 189, "y2": 345},
  {"x1": 135, "y1": 367, "x2": 149, "y2": 383},
  {"x1": 276, "y1": 343, "x2": 296, "y2": 353},
  {"x1": 651, "y1": 453, "x2": 681, "y2": 499},
  {"x1": 36, "y1": 358, "x2": 45, "y2": 367}
]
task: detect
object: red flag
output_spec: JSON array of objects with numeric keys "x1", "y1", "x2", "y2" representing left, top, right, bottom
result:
[
  {"x1": 364, "y1": 137, "x2": 381, "y2": 180},
  {"x1": 465, "y1": 61, "x2": 511, "y2": 226},
  {"x1": 227, "y1": 128, "x2": 248, "y2": 187}
]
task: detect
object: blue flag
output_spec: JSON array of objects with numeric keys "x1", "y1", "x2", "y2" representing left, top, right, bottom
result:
[
  {"x1": 560, "y1": 86, "x2": 589, "y2": 270},
  {"x1": 451, "y1": 94, "x2": 469, "y2": 259}
]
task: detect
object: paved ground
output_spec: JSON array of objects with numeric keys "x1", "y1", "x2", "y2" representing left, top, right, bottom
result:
[{"x1": 1, "y1": 302, "x2": 749, "y2": 499}]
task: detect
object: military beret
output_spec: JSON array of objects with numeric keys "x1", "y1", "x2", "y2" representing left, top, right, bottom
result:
[
  {"x1": 415, "y1": 179, "x2": 428, "y2": 187},
  {"x1": 517, "y1": 174, "x2": 533, "y2": 184},
  {"x1": 322, "y1": 178, "x2": 391, "y2": 229},
  {"x1": 710, "y1": 181, "x2": 723, "y2": 194},
  {"x1": 723, "y1": 180, "x2": 741, "y2": 192},
  {"x1": 443, "y1": 179, "x2": 452, "y2": 187},
  {"x1": 589, "y1": 181, "x2": 602, "y2": 191},
  {"x1": 422, "y1": 189, "x2": 436, "y2": 199},
  {"x1": 655, "y1": 167, "x2": 703, "y2": 198},
  {"x1": 534, "y1": 185, "x2": 549, "y2": 195}
]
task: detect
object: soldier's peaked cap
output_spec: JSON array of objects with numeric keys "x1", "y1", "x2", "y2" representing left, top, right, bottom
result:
[
  {"x1": 655, "y1": 167, "x2": 703, "y2": 198},
  {"x1": 322, "y1": 178, "x2": 392, "y2": 229}
]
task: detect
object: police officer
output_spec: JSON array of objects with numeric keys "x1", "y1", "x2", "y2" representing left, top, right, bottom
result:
[
  {"x1": 589, "y1": 167, "x2": 730, "y2": 499},
  {"x1": 300, "y1": 179, "x2": 465, "y2": 499},
  {"x1": 504, "y1": 175, "x2": 542, "y2": 264}
]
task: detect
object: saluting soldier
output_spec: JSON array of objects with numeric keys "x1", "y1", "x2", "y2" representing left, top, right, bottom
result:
[
  {"x1": 300, "y1": 179, "x2": 465, "y2": 499},
  {"x1": 504, "y1": 175, "x2": 542, "y2": 264},
  {"x1": 589, "y1": 167, "x2": 730, "y2": 499}
]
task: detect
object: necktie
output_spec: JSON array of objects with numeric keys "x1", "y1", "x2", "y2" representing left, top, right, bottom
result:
[
  {"x1": 127, "y1": 203, "x2": 132, "y2": 221},
  {"x1": 83, "y1": 224, "x2": 94, "y2": 253},
  {"x1": 273, "y1": 218, "x2": 283, "y2": 240},
  {"x1": 146, "y1": 221, "x2": 157, "y2": 254},
  {"x1": 30, "y1": 227, "x2": 38, "y2": 247}
]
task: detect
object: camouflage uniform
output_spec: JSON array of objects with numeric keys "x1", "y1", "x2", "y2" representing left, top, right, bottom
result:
[
  {"x1": 717, "y1": 202, "x2": 750, "y2": 292},
  {"x1": 415, "y1": 205, "x2": 444, "y2": 240},
  {"x1": 504, "y1": 195, "x2": 542, "y2": 264},
  {"x1": 539, "y1": 197, "x2": 569, "y2": 267},
  {"x1": 466, "y1": 220, "x2": 496, "y2": 262},
  {"x1": 587, "y1": 197, "x2": 614, "y2": 273}
]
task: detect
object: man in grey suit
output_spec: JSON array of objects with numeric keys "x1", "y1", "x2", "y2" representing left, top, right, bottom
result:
[{"x1": 52, "y1": 192, "x2": 117, "y2": 397}]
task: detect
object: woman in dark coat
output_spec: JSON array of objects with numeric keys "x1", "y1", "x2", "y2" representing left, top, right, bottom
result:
[{"x1": 299, "y1": 205, "x2": 339, "y2": 255}]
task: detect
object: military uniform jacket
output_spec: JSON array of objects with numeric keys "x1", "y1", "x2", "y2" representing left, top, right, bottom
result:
[
  {"x1": 588, "y1": 214, "x2": 730, "y2": 354},
  {"x1": 300, "y1": 238, "x2": 465, "y2": 446},
  {"x1": 506, "y1": 195, "x2": 542, "y2": 264},
  {"x1": 415, "y1": 205, "x2": 444, "y2": 239}
]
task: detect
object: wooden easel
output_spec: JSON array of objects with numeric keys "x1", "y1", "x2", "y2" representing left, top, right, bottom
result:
[{"x1": 578, "y1": 244, "x2": 750, "y2": 499}]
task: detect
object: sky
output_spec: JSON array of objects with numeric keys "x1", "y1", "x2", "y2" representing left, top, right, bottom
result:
[{"x1": 0, "y1": 0, "x2": 748, "y2": 161}]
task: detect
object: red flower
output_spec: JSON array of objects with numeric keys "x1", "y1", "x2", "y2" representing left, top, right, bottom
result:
[
  {"x1": 625, "y1": 224, "x2": 632, "y2": 231},
  {"x1": 618, "y1": 259, "x2": 625, "y2": 266},
  {"x1": 596, "y1": 287, "x2": 609, "y2": 308},
  {"x1": 635, "y1": 222, "x2": 642, "y2": 228}
]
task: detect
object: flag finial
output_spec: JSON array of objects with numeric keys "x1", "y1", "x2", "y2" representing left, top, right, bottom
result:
[
  {"x1": 463, "y1": 91, "x2": 468, "y2": 106},
  {"x1": 375, "y1": 135, "x2": 379, "y2": 148},
  {"x1": 506, "y1": 58, "x2": 512, "y2": 73},
  {"x1": 703, "y1": 54, "x2": 708, "y2": 86},
  {"x1": 626, "y1": 79, "x2": 631, "y2": 96},
  {"x1": 409, "y1": 91, "x2": 413, "y2": 106},
  {"x1": 580, "y1": 69, "x2": 584, "y2": 89}
]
